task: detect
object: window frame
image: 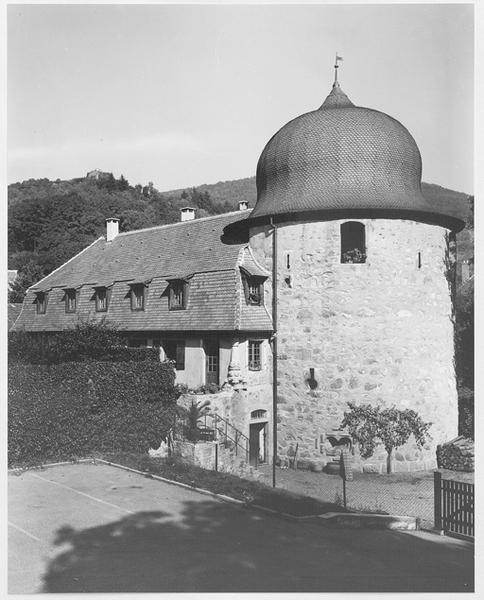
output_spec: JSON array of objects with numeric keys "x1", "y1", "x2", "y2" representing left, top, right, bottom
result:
[
  {"x1": 95, "y1": 287, "x2": 108, "y2": 312},
  {"x1": 248, "y1": 339, "x2": 262, "y2": 371},
  {"x1": 35, "y1": 292, "x2": 48, "y2": 315},
  {"x1": 168, "y1": 280, "x2": 187, "y2": 311},
  {"x1": 130, "y1": 284, "x2": 145, "y2": 311},
  {"x1": 243, "y1": 276, "x2": 264, "y2": 306},
  {"x1": 65, "y1": 288, "x2": 77, "y2": 313},
  {"x1": 340, "y1": 221, "x2": 367, "y2": 264}
]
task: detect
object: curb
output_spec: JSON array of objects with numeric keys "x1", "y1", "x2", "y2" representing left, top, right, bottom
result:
[
  {"x1": 8, "y1": 458, "x2": 94, "y2": 475},
  {"x1": 316, "y1": 511, "x2": 418, "y2": 530}
]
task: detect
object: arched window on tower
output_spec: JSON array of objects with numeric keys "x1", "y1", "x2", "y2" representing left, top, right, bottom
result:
[{"x1": 340, "y1": 222, "x2": 366, "y2": 264}]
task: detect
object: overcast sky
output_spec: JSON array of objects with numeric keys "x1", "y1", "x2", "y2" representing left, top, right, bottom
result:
[{"x1": 8, "y1": 3, "x2": 474, "y2": 194}]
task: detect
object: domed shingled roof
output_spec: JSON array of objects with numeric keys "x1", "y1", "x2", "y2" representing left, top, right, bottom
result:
[{"x1": 245, "y1": 82, "x2": 463, "y2": 231}]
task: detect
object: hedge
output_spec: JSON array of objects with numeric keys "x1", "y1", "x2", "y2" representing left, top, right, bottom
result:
[
  {"x1": 8, "y1": 321, "x2": 166, "y2": 364},
  {"x1": 8, "y1": 360, "x2": 178, "y2": 466},
  {"x1": 458, "y1": 387, "x2": 474, "y2": 440}
]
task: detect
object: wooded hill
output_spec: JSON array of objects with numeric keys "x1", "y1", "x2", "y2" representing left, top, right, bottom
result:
[{"x1": 8, "y1": 172, "x2": 473, "y2": 301}]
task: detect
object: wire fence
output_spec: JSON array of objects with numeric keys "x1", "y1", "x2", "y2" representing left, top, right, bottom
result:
[{"x1": 258, "y1": 466, "x2": 435, "y2": 528}]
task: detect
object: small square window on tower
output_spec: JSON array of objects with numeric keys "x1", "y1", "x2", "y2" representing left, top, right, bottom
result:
[{"x1": 341, "y1": 221, "x2": 366, "y2": 263}]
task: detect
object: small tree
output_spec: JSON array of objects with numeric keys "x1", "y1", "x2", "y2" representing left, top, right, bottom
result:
[{"x1": 341, "y1": 402, "x2": 431, "y2": 473}]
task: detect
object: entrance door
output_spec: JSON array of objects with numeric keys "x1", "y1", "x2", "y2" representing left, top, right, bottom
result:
[
  {"x1": 204, "y1": 339, "x2": 219, "y2": 385},
  {"x1": 249, "y1": 422, "x2": 267, "y2": 466}
]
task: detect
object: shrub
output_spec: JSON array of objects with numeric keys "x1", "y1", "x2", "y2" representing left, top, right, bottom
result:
[
  {"x1": 8, "y1": 360, "x2": 178, "y2": 465},
  {"x1": 194, "y1": 382, "x2": 220, "y2": 394}
]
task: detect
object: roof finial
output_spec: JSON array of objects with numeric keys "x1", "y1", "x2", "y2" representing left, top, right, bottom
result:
[{"x1": 334, "y1": 53, "x2": 343, "y2": 87}]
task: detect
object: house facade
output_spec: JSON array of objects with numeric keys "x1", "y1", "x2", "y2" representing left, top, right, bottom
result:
[{"x1": 13, "y1": 76, "x2": 465, "y2": 472}]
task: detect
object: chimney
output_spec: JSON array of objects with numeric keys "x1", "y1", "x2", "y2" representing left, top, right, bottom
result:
[
  {"x1": 180, "y1": 207, "x2": 196, "y2": 222},
  {"x1": 106, "y1": 218, "x2": 120, "y2": 242},
  {"x1": 239, "y1": 200, "x2": 249, "y2": 211}
]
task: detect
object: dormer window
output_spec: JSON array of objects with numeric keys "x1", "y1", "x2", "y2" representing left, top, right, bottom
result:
[
  {"x1": 341, "y1": 221, "x2": 366, "y2": 263},
  {"x1": 65, "y1": 289, "x2": 77, "y2": 313},
  {"x1": 240, "y1": 264, "x2": 268, "y2": 306},
  {"x1": 35, "y1": 292, "x2": 48, "y2": 315},
  {"x1": 130, "y1": 284, "x2": 145, "y2": 311},
  {"x1": 169, "y1": 280, "x2": 187, "y2": 310},
  {"x1": 95, "y1": 287, "x2": 108, "y2": 312},
  {"x1": 247, "y1": 278, "x2": 263, "y2": 305}
]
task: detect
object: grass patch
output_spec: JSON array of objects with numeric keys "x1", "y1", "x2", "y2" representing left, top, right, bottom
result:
[{"x1": 99, "y1": 451, "x2": 345, "y2": 517}]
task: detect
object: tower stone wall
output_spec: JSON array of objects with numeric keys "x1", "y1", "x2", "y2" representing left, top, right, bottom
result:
[{"x1": 249, "y1": 218, "x2": 458, "y2": 472}]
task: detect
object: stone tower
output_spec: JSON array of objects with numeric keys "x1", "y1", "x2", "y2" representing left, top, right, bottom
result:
[{"x1": 226, "y1": 78, "x2": 464, "y2": 472}]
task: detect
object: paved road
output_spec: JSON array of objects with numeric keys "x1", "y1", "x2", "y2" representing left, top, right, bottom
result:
[{"x1": 8, "y1": 462, "x2": 474, "y2": 593}]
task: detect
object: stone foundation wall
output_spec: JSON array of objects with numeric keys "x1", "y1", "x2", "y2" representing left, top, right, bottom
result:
[
  {"x1": 250, "y1": 218, "x2": 458, "y2": 471},
  {"x1": 172, "y1": 440, "x2": 261, "y2": 479}
]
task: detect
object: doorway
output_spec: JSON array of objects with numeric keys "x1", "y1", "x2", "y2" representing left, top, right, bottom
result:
[
  {"x1": 249, "y1": 421, "x2": 267, "y2": 466},
  {"x1": 204, "y1": 339, "x2": 219, "y2": 385}
]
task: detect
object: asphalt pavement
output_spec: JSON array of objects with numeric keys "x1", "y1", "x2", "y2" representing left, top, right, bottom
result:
[{"x1": 8, "y1": 462, "x2": 474, "y2": 593}]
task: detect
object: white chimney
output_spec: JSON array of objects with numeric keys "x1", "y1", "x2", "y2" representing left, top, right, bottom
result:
[
  {"x1": 106, "y1": 218, "x2": 120, "y2": 242},
  {"x1": 239, "y1": 200, "x2": 249, "y2": 211},
  {"x1": 180, "y1": 207, "x2": 196, "y2": 222}
]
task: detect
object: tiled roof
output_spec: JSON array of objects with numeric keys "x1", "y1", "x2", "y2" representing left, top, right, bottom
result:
[
  {"x1": 237, "y1": 248, "x2": 273, "y2": 331},
  {"x1": 31, "y1": 211, "x2": 251, "y2": 291},
  {"x1": 250, "y1": 84, "x2": 465, "y2": 231},
  {"x1": 13, "y1": 210, "x2": 273, "y2": 334}
]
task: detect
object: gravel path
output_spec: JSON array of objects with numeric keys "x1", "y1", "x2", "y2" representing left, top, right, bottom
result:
[{"x1": 258, "y1": 465, "x2": 437, "y2": 527}]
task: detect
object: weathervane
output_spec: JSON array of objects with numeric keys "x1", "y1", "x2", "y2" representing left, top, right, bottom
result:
[{"x1": 334, "y1": 53, "x2": 343, "y2": 85}]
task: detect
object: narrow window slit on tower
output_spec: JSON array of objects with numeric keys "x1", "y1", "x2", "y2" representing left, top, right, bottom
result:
[{"x1": 417, "y1": 252, "x2": 422, "y2": 269}]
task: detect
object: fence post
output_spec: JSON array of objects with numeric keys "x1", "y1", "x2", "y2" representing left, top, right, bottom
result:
[
  {"x1": 434, "y1": 470, "x2": 442, "y2": 531},
  {"x1": 215, "y1": 442, "x2": 218, "y2": 472}
]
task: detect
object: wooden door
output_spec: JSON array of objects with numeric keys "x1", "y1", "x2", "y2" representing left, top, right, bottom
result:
[
  {"x1": 249, "y1": 422, "x2": 267, "y2": 466},
  {"x1": 204, "y1": 339, "x2": 219, "y2": 385}
]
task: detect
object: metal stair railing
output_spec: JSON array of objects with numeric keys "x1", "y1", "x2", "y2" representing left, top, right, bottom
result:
[{"x1": 202, "y1": 413, "x2": 249, "y2": 463}]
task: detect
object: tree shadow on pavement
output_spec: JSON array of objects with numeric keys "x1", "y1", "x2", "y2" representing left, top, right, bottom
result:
[{"x1": 42, "y1": 500, "x2": 474, "y2": 593}]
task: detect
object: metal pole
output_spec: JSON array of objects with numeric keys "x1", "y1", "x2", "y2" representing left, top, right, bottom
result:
[
  {"x1": 271, "y1": 218, "x2": 278, "y2": 488},
  {"x1": 434, "y1": 470, "x2": 442, "y2": 531}
]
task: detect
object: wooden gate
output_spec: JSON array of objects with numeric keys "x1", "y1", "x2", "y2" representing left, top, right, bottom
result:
[{"x1": 434, "y1": 471, "x2": 474, "y2": 539}]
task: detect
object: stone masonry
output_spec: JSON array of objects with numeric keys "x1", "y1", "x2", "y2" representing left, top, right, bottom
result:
[{"x1": 249, "y1": 217, "x2": 458, "y2": 472}]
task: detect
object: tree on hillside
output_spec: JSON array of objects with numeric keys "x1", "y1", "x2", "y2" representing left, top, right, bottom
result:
[
  {"x1": 341, "y1": 402, "x2": 432, "y2": 474},
  {"x1": 118, "y1": 174, "x2": 130, "y2": 191},
  {"x1": 8, "y1": 260, "x2": 46, "y2": 303}
]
